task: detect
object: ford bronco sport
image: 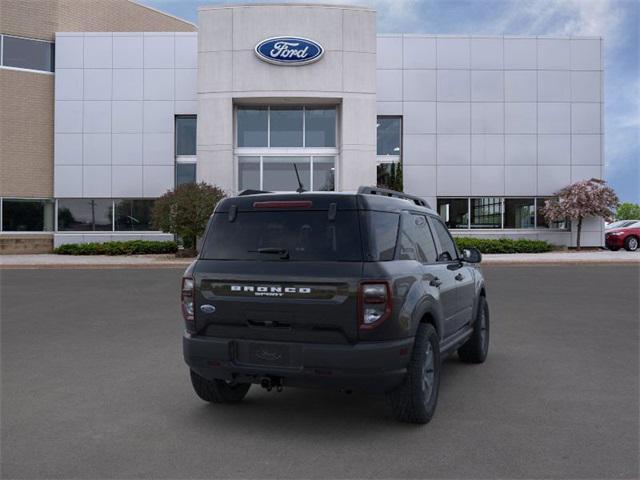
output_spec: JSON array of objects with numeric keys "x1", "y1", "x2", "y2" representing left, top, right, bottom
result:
[{"x1": 182, "y1": 187, "x2": 489, "y2": 424}]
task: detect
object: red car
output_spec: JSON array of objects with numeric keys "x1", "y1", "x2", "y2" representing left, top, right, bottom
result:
[{"x1": 605, "y1": 221, "x2": 640, "y2": 251}]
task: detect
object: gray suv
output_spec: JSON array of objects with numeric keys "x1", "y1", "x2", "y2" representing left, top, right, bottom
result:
[{"x1": 182, "y1": 187, "x2": 489, "y2": 424}]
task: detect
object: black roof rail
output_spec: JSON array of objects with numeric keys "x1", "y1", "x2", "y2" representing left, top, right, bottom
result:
[
  {"x1": 238, "y1": 189, "x2": 272, "y2": 196},
  {"x1": 357, "y1": 186, "x2": 431, "y2": 209}
]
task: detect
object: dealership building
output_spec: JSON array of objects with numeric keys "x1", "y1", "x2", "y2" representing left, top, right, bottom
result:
[{"x1": 0, "y1": 1, "x2": 604, "y2": 252}]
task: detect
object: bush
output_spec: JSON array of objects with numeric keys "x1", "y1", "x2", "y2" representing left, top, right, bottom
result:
[
  {"x1": 54, "y1": 240, "x2": 178, "y2": 256},
  {"x1": 454, "y1": 237, "x2": 553, "y2": 254}
]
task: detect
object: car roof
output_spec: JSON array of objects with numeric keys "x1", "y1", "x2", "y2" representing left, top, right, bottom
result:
[{"x1": 215, "y1": 191, "x2": 438, "y2": 216}]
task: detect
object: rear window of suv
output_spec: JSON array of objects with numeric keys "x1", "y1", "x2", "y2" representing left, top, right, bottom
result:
[{"x1": 202, "y1": 211, "x2": 362, "y2": 261}]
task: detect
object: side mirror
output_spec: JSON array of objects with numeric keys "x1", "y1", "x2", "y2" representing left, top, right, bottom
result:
[{"x1": 461, "y1": 247, "x2": 482, "y2": 264}]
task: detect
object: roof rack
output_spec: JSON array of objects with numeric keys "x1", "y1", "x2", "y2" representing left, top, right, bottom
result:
[
  {"x1": 357, "y1": 186, "x2": 431, "y2": 208},
  {"x1": 238, "y1": 189, "x2": 272, "y2": 196}
]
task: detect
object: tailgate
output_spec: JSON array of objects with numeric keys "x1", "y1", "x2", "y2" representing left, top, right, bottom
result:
[{"x1": 193, "y1": 260, "x2": 362, "y2": 344}]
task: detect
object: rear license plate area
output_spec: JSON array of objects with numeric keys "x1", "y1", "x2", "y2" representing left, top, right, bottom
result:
[{"x1": 236, "y1": 342, "x2": 292, "y2": 367}]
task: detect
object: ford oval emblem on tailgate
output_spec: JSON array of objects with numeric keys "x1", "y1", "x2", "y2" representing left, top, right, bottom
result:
[{"x1": 200, "y1": 304, "x2": 216, "y2": 314}]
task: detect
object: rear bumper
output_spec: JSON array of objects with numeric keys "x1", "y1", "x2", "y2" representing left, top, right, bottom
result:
[{"x1": 183, "y1": 334, "x2": 414, "y2": 393}]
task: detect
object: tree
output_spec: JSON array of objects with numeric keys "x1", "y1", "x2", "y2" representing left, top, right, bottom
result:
[
  {"x1": 152, "y1": 182, "x2": 226, "y2": 252},
  {"x1": 542, "y1": 178, "x2": 619, "y2": 250},
  {"x1": 616, "y1": 202, "x2": 640, "y2": 220}
]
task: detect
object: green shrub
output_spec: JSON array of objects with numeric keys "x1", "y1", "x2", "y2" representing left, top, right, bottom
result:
[
  {"x1": 54, "y1": 240, "x2": 178, "y2": 256},
  {"x1": 454, "y1": 237, "x2": 553, "y2": 254}
]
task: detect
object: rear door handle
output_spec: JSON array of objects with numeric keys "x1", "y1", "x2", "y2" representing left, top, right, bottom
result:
[
  {"x1": 455, "y1": 273, "x2": 464, "y2": 281},
  {"x1": 429, "y1": 277, "x2": 442, "y2": 287}
]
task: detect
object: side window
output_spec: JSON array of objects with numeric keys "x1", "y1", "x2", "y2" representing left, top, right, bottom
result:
[
  {"x1": 429, "y1": 217, "x2": 458, "y2": 262},
  {"x1": 414, "y1": 215, "x2": 438, "y2": 263},
  {"x1": 398, "y1": 214, "x2": 437, "y2": 263},
  {"x1": 364, "y1": 211, "x2": 399, "y2": 261}
]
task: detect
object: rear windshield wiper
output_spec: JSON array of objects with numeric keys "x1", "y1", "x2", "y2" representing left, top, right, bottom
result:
[{"x1": 249, "y1": 247, "x2": 290, "y2": 260}]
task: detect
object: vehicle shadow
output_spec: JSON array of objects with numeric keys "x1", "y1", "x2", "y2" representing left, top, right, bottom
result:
[{"x1": 180, "y1": 357, "x2": 473, "y2": 434}]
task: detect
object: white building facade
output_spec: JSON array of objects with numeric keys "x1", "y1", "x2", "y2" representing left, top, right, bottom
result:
[{"x1": 51, "y1": 3, "x2": 604, "y2": 247}]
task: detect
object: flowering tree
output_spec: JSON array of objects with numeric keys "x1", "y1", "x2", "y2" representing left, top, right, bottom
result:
[
  {"x1": 543, "y1": 178, "x2": 619, "y2": 250},
  {"x1": 152, "y1": 182, "x2": 226, "y2": 253}
]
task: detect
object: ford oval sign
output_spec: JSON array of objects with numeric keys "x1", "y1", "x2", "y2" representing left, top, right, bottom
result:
[{"x1": 255, "y1": 37, "x2": 324, "y2": 66}]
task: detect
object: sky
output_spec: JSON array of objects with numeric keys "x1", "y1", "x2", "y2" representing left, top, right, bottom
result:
[{"x1": 141, "y1": 0, "x2": 639, "y2": 203}]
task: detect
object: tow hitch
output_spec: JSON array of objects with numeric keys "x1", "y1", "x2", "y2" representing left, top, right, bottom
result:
[{"x1": 260, "y1": 376, "x2": 284, "y2": 392}]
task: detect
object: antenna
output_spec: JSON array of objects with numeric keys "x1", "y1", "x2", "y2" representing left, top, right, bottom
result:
[{"x1": 293, "y1": 163, "x2": 306, "y2": 193}]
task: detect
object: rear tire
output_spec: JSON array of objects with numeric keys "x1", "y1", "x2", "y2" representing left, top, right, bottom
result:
[
  {"x1": 387, "y1": 323, "x2": 440, "y2": 424},
  {"x1": 190, "y1": 370, "x2": 251, "y2": 404},
  {"x1": 458, "y1": 296, "x2": 490, "y2": 364},
  {"x1": 624, "y1": 236, "x2": 638, "y2": 251}
]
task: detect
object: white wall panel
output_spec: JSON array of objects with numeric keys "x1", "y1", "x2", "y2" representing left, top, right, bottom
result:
[
  {"x1": 537, "y1": 39, "x2": 570, "y2": 69},
  {"x1": 437, "y1": 166, "x2": 470, "y2": 195},
  {"x1": 55, "y1": 35, "x2": 84, "y2": 68},
  {"x1": 143, "y1": 165, "x2": 174, "y2": 197},
  {"x1": 571, "y1": 103, "x2": 601, "y2": 134},
  {"x1": 377, "y1": 36, "x2": 403, "y2": 69},
  {"x1": 112, "y1": 69, "x2": 143, "y2": 100},
  {"x1": 83, "y1": 69, "x2": 112, "y2": 101},
  {"x1": 471, "y1": 135, "x2": 504, "y2": 165},
  {"x1": 571, "y1": 71, "x2": 601, "y2": 102},
  {"x1": 505, "y1": 135, "x2": 536, "y2": 165},
  {"x1": 437, "y1": 103, "x2": 470, "y2": 134},
  {"x1": 56, "y1": 69, "x2": 83, "y2": 100},
  {"x1": 471, "y1": 165, "x2": 504, "y2": 195},
  {"x1": 505, "y1": 71, "x2": 537, "y2": 101},
  {"x1": 403, "y1": 102, "x2": 436, "y2": 134},
  {"x1": 143, "y1": 35, "x2": 174, "y2": 68},
  {"x1": 143, "y1": 133, "x2": 174, "y2": 165},
  {"x1": 436, "y1": 38, "x2": 470, "y2": 69},
  {"x1": 538, "y1": 103, "x2": 570, "y2": 134},
  {"x1": 437, "y1": 135, "x2": 470, "y2": 164},
  {"x1": 83, "y1": 101, "x2": 111, "y2": 133},
  {"x1": 112, "y1": 101, "x2": 143, "y2": 133},
  {"x1": 55, "y1": 134, "x2": 83, "y2": 165},
  {"x1": 505, "y1": 165, "x2": 537, "y2": 195},
  {"x1": 538, "y1": 135, "x2": 570, "y2": 165},
  {"x1": 504, "y1": 38, "x2": 536, "y2": 69},
  {"x1": 113, "y1": 35, "x2": 143, "y2": 68},
  {"x1": 143, "y1": 101, "x2": 174, "y2": 133},
  {"x1": 402, "y1": 36, "x2": 436, "y2": 69},
  {"x1": 376, "y1": 70, "x2": 403, "y2": 101},
  {"x1": 144, "y1": 69, "x2": 174, "y2": 100},
  {"x1": 470, "y1": 38, "x2": 503, "y2": 69},
  {"x1": 84, "y1": 36, "x2": 112, "y2": 69},
  {"x1": 55, "y1": 101, "x2": 83, "y2": 133},
  {"x1": 403, "y1": 165, "x2": 436, "y2": 196},
  {"x1": 538, "y1": 165, "x2": 571, "y2": 195},
  {"x1": 83, "y1": 133, "x2": 111, "y2": 165},
  {"x1": 403, "y1": 70, "x2": 436, "y2": 101},
  {"x1": 55, "y1": 165, "x2": 83, "y2": 197},
  {"x1": 571, "y1": 39, "x2": 601, "y2": 70},
  {"x1": 437, "y1": 70, "x2": 470, "y2": 101},
  {"x1": 571, "y1": 135, "x2": 601, "y2": 165},
  {"x1": 83, "y1": 165, "x2": 111, "y2": 197},
  {"x1": 505, "y1": 103, "x2": 536, "y2": 134},
  {"x1": 112, "y1": 134, "x2": 143, "y2": 165},
  {"x1": 112, "y1": 165, "x2": 143, "y2": 197},
  {"x1": 471, "y1": 70, "x2": 503, "y2": 101},
  {"x1": 403, "y1": 134, "x2": 436, "y2": 165},
  {"x1": 538, "y1": 70, "x2": 570, "y2": 101},
  {"x1": 471, "y1": 103, "x2": 503, "y2": 134}
]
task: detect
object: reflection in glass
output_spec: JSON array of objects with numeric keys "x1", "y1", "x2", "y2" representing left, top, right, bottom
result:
[
  {"x1": 176, "y1": 163, "x2": 196, "y2": 187},
  {"x1": 175, "y1": 116, "x2": 196, "y2": 155},
  {"x1": 312, "y1": 157, "x2": 335, "y2": 191},
  {"x1": 238, "y1": 157, "x2": 260, "y2": 191},
  {"x1": 536, "y1": 197, "x2": 569, "y2": 229},
  {"x1": 471, "y1": 197, "x2": 502, "y2": 229},
  {"x1": 504, "y1": 198, "x2": 535, "y2": 228},
  {"x1": 437, "y1": 198, "x2": 469, "y2": 229},
  {"x1": 57, "y1": 199, "x2": 112, "y2": 231},
  {"x1": 114, "y1": 199, "x2": 155, "y2": 231},
  {"x1": 270, "y1": 107, "x2": 303, "y2": 147},
  {"x1": 2, "y1": 199, "x2": 54, "y2": 231},
  {"x1": 305, "y1": 108, "x2": 336, "y2": 147},
  {"x1": 262, "y1": 156, "x2": 310, "y2": 191},
  {"x1": 377, "y1": 117, "x2": 401, "y2": 156},
  {"x1": 237, "y1": 107, "x2": 268, "y2": 147}
]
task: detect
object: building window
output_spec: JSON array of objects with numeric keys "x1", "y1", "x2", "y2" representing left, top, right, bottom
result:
[
  {"x1": 435, "y1": 197, "x2": 569, "y2": 230},
  {"x1": 57, "y1": 199, "x2": 112, "y2": 231},
  {"x1": 236, "y1": 106, "x2": 337, "y2": 148},
  {"x1": 1, "y1": 198, "x2": 54, "y2": 231},
  {"x1": 238, "y1": 156, "x2": 335, "y2": 192},
  {"x1": 504, "y1": 198, "x2": 535, "y2": 229},
  {"x1": 1, "y1": 35, "x2": 54, "y2": 73},
  {"x1": 437, "y1": 198, "x2": 469, "y2": 229},
  {"x1": 114, "y1": 199, "x2": 155, "y2": 231},
  {"x1": 175, "y1": 115, "x2": 196, "y2": 186},
  {"x1": 376, "y1": 117, "x2": 402, "y2": 190},
  {"x1": 235, "y1": 106, "x2": 337, "y2": 192},
  {"x1": 471, "y1": 197, "x2": 502, "y2": 229},
  {"x1": 536, "y1": 198, "x2": 569, "y2": 229}
]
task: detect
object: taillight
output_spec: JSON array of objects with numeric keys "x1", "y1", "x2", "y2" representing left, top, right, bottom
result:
[
  {"x1": 181, "y1": 277, "x2": 195, "y2": 333},
  {"x1": 358, "y1": 282, "x2": 392, "y2": 330}
]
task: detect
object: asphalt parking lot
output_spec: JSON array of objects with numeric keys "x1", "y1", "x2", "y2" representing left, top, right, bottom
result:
[{"x1": 1, "y1": 265, "x2": 638, "y2": 479}]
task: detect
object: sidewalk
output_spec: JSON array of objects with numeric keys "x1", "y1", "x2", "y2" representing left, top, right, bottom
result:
[{"x1": 1, "y1": 250, "x2": 639, "y2": 268}]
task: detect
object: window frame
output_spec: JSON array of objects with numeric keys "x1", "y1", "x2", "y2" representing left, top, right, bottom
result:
[
  {"x1": 0, "y1": 34, "x2": 55, "y2": 75},
  {"x1": 428, "y1": 215, "x2": 460, "y2": 263},
  {"x1": 175, "y1": 115, "x2": 197, "y2": 186},
  {"x1": 235, "y1": 105, "x2": 339, "y2": 193},
  {"x1": 436, "y1": 197, "x2": 570, "y2": 231},
  {"x1": 0, "y1": 197, "x2": 55, "y2": 232},
  {"x1": 376, "y1": 116, "x2": 403, "y2": 190}
]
